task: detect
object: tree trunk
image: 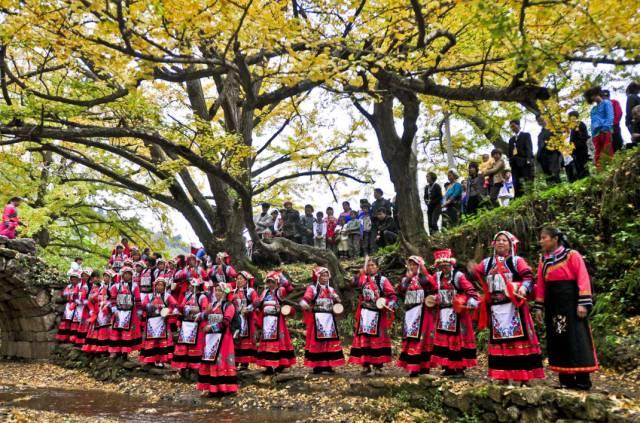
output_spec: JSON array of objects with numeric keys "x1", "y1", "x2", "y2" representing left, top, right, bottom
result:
[{"x1": 363, "y1": 91, "x2": 428, "y2": 252}]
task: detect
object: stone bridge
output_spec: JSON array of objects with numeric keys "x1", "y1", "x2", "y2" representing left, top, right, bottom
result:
[{"x1": 0, "y1": 237, "x2": 64, "y2": 359}]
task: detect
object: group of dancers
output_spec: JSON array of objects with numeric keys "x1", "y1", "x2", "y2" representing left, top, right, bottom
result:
[{"x1": 56, "y1": 227, "x2": 598, "y2": 395}]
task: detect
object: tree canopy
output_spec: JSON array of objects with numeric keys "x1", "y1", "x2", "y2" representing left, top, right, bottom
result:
[{"x1": 0, "y1": 0, "x2": 638, "y2": 270}]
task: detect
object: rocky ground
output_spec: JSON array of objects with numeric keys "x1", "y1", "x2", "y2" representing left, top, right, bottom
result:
[{"x1": 1, "y1": 347, "x2": 639, "y2": 422}]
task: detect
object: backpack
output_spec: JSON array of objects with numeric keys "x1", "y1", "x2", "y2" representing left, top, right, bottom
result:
[{"x1": 223, "y1": 301, "x2": 242, "y2": 336}]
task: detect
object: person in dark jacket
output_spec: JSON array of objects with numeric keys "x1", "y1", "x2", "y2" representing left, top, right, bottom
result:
[
  {"x1": 536, "y1": 115, "x2": 562, "y2": 185},
  {"x1": 507, "y1": 119, "x2": 534, "y2": 198},
  {"x1": 299, "y1": 204, "x2": 316, "y2": 246},
  {"x1": 371, "y1": 188, "x2": 393, "y2": 216},
  {"x1": 282, "y1": 201, "x2": 301, "y2": 243},
  {"x1": 464, "y1": 162, "x2": 484, "y2": 215},
  {"x1": 567, "y1": 111, "x2": 591, "y2": 181},
  {"x1": 374, "y1": 208, "x2": 398, "y2": 248},
  {"x1": 424, "y1": 172, "x2": 442, "y2": 235},
  {"x1": 626, "y1": 82, "x2": 640, "y2": 139}
]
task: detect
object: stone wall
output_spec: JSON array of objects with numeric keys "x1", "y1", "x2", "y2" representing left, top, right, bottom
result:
[
  {"x1": 0, "y1": 236, "x2": 65, "y2": 359},
  {"x1": 415, "y1": 375, "x2": 640, "y2": 423}
]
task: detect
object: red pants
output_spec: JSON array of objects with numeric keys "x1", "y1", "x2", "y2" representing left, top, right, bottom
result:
[{"x1": 592, "y1": 131, "x2": 613, "y2": 170}]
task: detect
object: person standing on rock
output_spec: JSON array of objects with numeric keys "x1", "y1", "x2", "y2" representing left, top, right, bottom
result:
[
  {"x1": 232, "y1": 271, "x2": 259, "y2": 370},
  {"x1": 471, "y1": 231, "x2": 545, "y2": 385},
  {"x1": 255, "y1": 272, "x2": 297, "y2": 374},
  {"x1": 140, "y1": 278, "x2": 178, "y2": 368},
  {"x1": 82, "y1": 270, "x2": 115, "y2": 355},
  {"x1": 172, "y1": 278, "x2": 209, "y2": 372},
  {"x1": 108, "y1": 266, "x2": 142, "y2": 357},
  {"x1": 349, "y1": 258, "x2": 397, "y2": 375},
  {"x1": 56, "y1": 270, "x2": 81, "y2": 343},
  {"x1": 299, "y1": 266, "x2": 345, "y2": 374},
  {"x1": 0, "y1": 197, "x2": 24, "y2": 239},
  {"x1": 534, "y1": 227, "x2": 598, "y2": 390},
  {"x1": 197, "y1": 282, "x2": 239, "y2": 396},
  {"x1": 397, "y1": 256, "x2": 437, "y2": 377},
  {"x1": 430, "y1": 249, "x2": 479, "y2": 378}
]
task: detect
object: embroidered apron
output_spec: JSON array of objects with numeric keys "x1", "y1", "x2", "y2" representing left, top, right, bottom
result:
[
  {"x1": 146, "y1": 316, "x2": 167, "y2": 339},
  {"x1": 436, "y1": 275, "x2": 458, "y2": 334},
  {"x1": 202, "y1": 311, "x2": 223, "y2": 361},
  {"x1": 487, "y1": 265, "x2": 525, "y2": 341},
  {"x1": 403, "y1": 286, "x2": 424, "y2": 340},
  {"x1": 113, "y1": 285, "x2": 133, "y2": 330}
]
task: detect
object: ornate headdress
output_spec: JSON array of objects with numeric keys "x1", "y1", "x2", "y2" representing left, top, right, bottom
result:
[{"x1": 433, "y1": 249, "x2": 456, "y2": 266}]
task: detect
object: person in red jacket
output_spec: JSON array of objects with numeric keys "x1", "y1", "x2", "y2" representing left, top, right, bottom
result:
[
  {"x1": 534, "y1": 227, "x2": 598, "y2": 390},
  {"x1": 0, "y1": 197, "x2": 24, "y2": 239},
  {"x1": 56, "y1": 271, "x2": 80, "y2": 343},
  {"x1": 172, "y1": 278, "x2": 209, "y2": 371},
  {"x1": 82, "y1": 271, "x2": 114, "y2": 354},
  {"x1": 197, "y1": 282, "x2": 239, "y2": 396},
  {"x1": 472, "y1": 231, "x2": 544, "y2": 384},
  {"x1": 397, "y1": 256, "x2": 437, "y2": 377},
  {"x1": 232, "y1": 271, "x2": 259, "y2": 369},
  {"x1": 299, "y1": 266, "x2": 345, "y2": 373},
  {"x1": 349, "y1": 259, "x2": 397, "y2": 374},
  {"x1": 430, "y1": 249, "x2": 479, "y2": 378},
  {"x1": 140, "y1": 278, "x2": 178, "y2": 367},
  {"x1": 603, "y1": 89, "x2": 624, "y2": 152},
  {"x1": 108, "y1": 267, "x2": 142, "y2": 357}
]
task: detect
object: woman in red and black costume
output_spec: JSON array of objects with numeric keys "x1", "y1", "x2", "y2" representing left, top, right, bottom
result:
[
  {"x1": 196, "y1": 282, "x2": 239, "y2": 396},
  {"x1": 430, "y1": 249, "x2": 479, "y2": 377},
  {"x1": 534, "y1": 227, "x2": 598, "y2": 390},
  {"x1": 171, "y1": 255, "x2": 188, "y2": 304},
  {"x1": 255, "y1": 271, "x2": 296, "y2": 374},
  {"x1": 472, "y1": 231, "x2": 544, "y2": 384},
  {"x1": 71, "y1": 268, "x2": 92, "y2": 346},
  {"x1": 208, "y1": 252, "x2": 239, "y2": 288},
  {"x1": 140, "y1": 278, "x2": 178, "y2": 367},
  {"x1": 108, "y1": 266, "x2": 142, "y2": 357},
  {"x1": 82, "y1": 270, "x2": 115, "y2": 354},
  {"x1": 300, "y1": 266, "x2": 345, "y2": 374},
  {"x1": 349, "y1": 259, "x2": 397, "y2": 375},
  {"x1": 56, "y1": 271, "x2": 81, "y2": 343},
  {"x1": 172, "y1": 278, "x2": 209, "y2": 371},
  {"x1": 232, "y1": 271, "x2": 259, "y2": 370},
  {"x1": 397, "y1": 256, "x2": 437, "y2": 377}
]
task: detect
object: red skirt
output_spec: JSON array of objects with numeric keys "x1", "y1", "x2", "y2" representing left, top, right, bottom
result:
[
  {"x1": 172, "y1": 320, "x2": 206, "y2": 370},
  {"x1": 56, "y1": 319, "x2": 72, "y2": 343},
  {"x1": 108, "y1": 309, "x2": 142, "y2": 354},
  {"x1": 432, "y1": 309, "x2": 477, "y2": 370},
  {"x1": 397, "y1": 307, "x2": 437, "y2": 373},
  {"x1": 487, "y1": 303, "x2": 544, "y2": 381},
  {"x1": 140, "y1": 320, "x2": 174, "y2": 364},
  {"x1": 348, "y1": 305, "x2": 393, "y2": 366},
  {"x1": 82, "y1": 324, "x2": 111, "y2": 353},
  {"x1": 196, "y1": 331, "x2": 239, "y2": 394},
  {"x1": 302, "y1": 312, "x2": 345, "y2": 368},
  {"x1": 235, "y1": 314, "x2": 258, "y2": 364},
  {"x1": 255, "y1": 314, "x2": 296, "y2": 368}
]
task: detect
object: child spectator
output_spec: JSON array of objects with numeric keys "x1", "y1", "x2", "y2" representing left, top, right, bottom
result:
[
  {"x1": 358, "y1": 203, "x2": 373, "y2": 255},
  {"x1": 325, "y1": 207, "x2": 338, "y2": 253},
  {"x1": 478, "y1": 153, "x2": 494, "y2": 190},
  {"x1": 498, "y1": 170, "x2": 515, "y2": 207},
  {"x1": 336, "y1": 216, "x2": 349, "y2": 259},
  {"x1": 344, "y1": 210, "x2": 361, "y2": 259},
  {"x1": 313, "y1": 211, "x2": 327, "y2": 249}
]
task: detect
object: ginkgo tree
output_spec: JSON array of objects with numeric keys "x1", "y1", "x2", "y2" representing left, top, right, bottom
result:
[
  {"x1": 301, "y1": 0, "x2": 640, "y2": 249},
  {"x1": 0, "y1": 0, "x2": 638, "y2": 275},
  {"x1": 0, "y1": 0, "x2": 374, "y2": 282},
  {"x1": 0, "y1": 144, "x2": 167, "y2": 270}
]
